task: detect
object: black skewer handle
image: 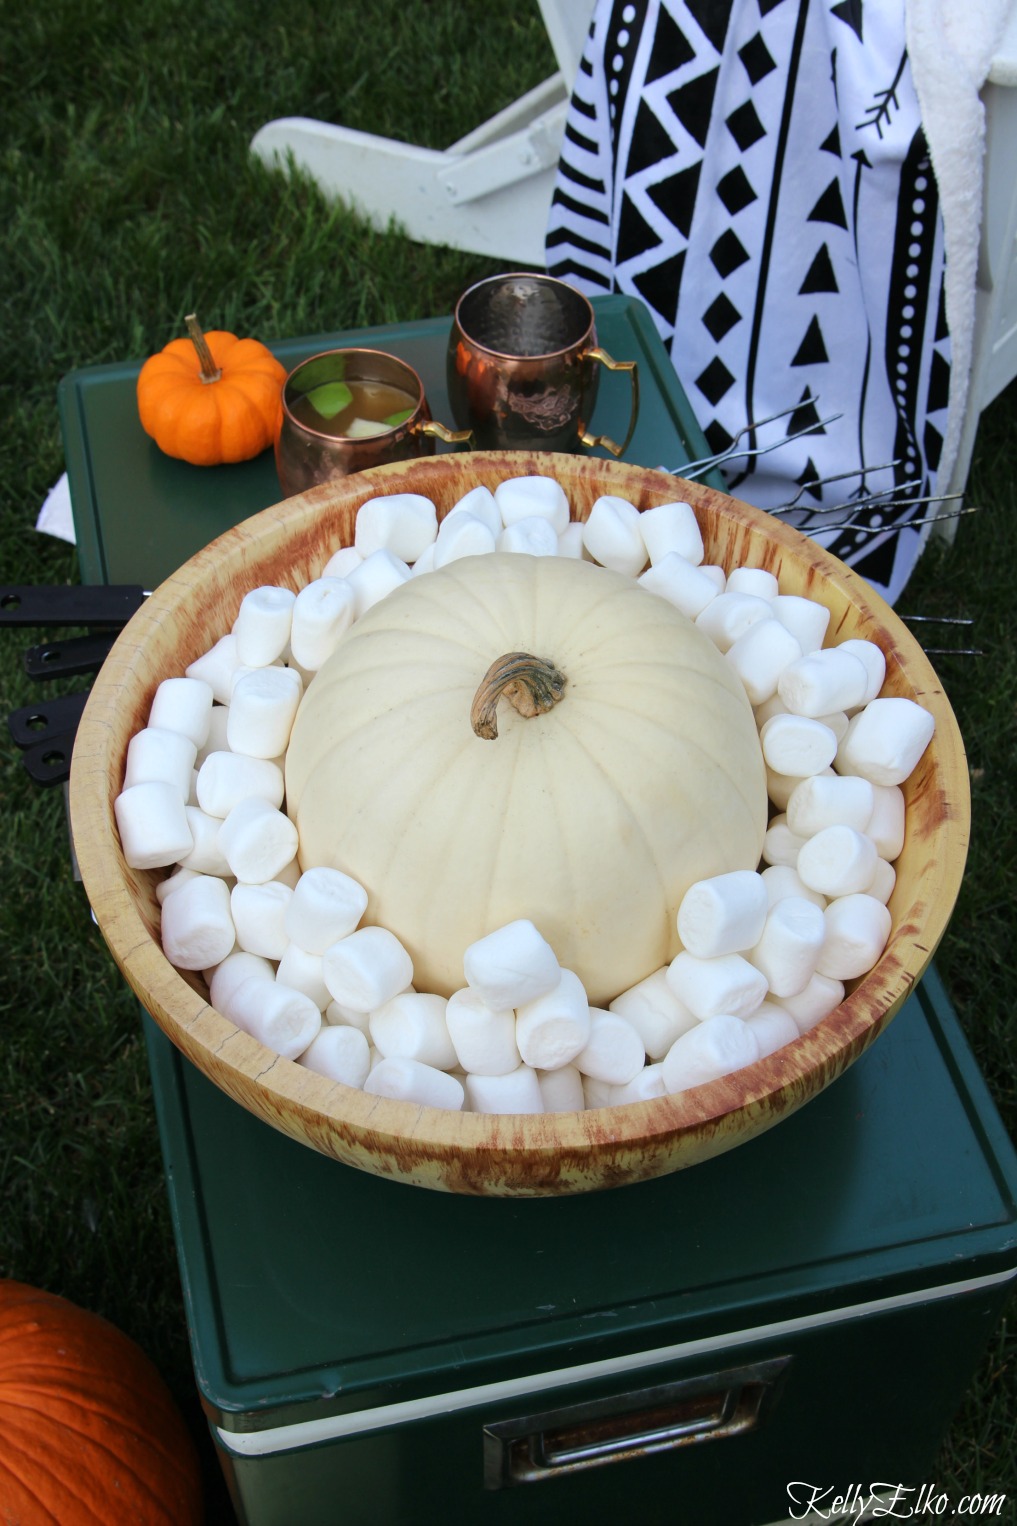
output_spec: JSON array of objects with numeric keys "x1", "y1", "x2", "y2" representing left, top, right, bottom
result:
[
  {"x1": 0, "y1": 584, "x2": 146, "y2": 628},
  {"x1": 24, "y1": 631, "x2": 119, "y2": 679},
  {"x1": 7, "y1": 690, "x2": 91, "y2": 748}
]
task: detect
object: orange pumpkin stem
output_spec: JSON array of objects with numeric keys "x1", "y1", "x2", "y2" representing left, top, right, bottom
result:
[{"x1": 185, "y1": 312, "x2": 222, "y2": 384}]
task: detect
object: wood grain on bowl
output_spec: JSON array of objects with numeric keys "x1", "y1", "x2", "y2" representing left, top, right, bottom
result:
[{"x1": 68, "y1": 452, "x2": 969, "y2": 1196}]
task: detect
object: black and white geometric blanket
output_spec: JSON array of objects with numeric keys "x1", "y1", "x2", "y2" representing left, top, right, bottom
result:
[{"x1": 546, "y1": 0, "x2": 952, "y2": 604}]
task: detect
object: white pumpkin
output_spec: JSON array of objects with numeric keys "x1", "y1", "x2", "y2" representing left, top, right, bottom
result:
[{"x1": 285, "y1": 554, "x2": 768, "y2": 1004}]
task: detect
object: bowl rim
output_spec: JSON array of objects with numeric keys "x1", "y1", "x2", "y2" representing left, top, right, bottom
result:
[{"x1": 68, "y1": 451, "x2": 970, "y2": 1193}]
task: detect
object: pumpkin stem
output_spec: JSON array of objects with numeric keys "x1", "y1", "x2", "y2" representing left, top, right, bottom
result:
[
  {"x1": 185, "y1": 313, "x2": 222, "y2": 384},
  {"x1": 471, "y1": 652, "x2": 567, "y2": 740}
]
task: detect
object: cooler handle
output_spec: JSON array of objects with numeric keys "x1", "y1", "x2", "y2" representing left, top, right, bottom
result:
[{"x1": 483, "y1": 1355, "x2": 791, "y2": 1489}]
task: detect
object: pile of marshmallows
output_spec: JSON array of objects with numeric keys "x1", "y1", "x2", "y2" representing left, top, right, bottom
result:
[{"x1": 113, "y1": 475, "x2": 936, "y2": 1115}]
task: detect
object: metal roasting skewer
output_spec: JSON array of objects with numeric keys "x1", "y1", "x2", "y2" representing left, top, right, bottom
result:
[{"x1": 672, "y1": 395, "x2": 824, "y2": 475}]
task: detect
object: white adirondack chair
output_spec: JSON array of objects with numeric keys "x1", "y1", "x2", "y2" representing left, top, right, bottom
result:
[{"x1": 250, "y1": 1, "x2": 595, "y2": 266}]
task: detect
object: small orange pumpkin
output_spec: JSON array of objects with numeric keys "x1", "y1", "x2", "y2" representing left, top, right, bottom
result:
[
  {"x1": 0, "y1": 1279, "x2": 205, "y2": 1524},
  {"x1": 137, "y1": 314, "x2": 286, "y2": 466}
]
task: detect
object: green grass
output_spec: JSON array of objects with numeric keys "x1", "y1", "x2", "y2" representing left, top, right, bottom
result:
[{"x1": 2, "y1": 2, "x2": 1016, "y2": 1520}]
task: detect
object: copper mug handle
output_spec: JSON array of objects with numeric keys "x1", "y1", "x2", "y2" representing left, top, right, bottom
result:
[
  {"x1": 413, "y1": 419, "x2": 473, "y2": 445},
  {"x1": 579, "y1": 350, "x2": 640, "y2": 458}
]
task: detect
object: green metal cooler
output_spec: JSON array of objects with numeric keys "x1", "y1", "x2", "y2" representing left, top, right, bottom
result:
[
  {"x1": 58, "y1": 301, "x2": 1017, "y2": 1526},
  {"x1": 140, "y1": 969, "x2": 1017, "y2": 1526}
]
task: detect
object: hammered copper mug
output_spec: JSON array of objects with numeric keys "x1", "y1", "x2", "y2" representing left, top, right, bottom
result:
[
  {"x1": 276, "y1": 348, "x2": 469, "y2": 496},
  {"x1": 446, "y1": 273, "x2": 639, "y2": 456}
]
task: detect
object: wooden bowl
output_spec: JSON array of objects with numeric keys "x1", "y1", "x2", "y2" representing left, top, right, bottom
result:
[{"x1": 69, "y1": 452, "x2": 969, "y2": 1196}]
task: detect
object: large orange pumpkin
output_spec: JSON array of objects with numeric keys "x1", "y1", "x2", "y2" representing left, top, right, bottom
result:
[
  {"x1": 0, "y1": 1280, "x2": 204, "y2": 1524},
  {"x1": 137, "y1": 314, "x2": 286, "y2": 466}
]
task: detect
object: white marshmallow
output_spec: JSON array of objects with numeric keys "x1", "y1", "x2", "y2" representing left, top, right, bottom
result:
[
  {"x1": 186, "y1": 633, "x2": 243, "y2": 706},
  {"x1": 837, "y1": 639, "x2": 886, "y2": 704},
  {"x1": 115, "y1": 780, "x2": 194, "y2": 869},
  {"x1": 765, "y1": 765, "x2": 830, "y2": 814},
  {"x1": 726, "y1": 566, "x2": 779, "y2": 600},
  {"x1": 582, "y1": 1075, "x2": 616, "y2": 1109},
  {"x1": 778, "y1": 648, "x2": 870, "y2": 717},
  {"x1": 676, "y1": 870, "x2": 769, "y2": 959},
  {"x1": 835, "y1": 697, "x2": 935, "y2": 786},
  {"x1": 744, "y1": 1002, "x2": 800, "y2": 1058},
  {"x1": 289, "y1": 578, "x2": 357, "y2": 671},
  {"x1": 370, "y1": 992, "x2": 457, "y2": 1070},
  {"x1": 494, "y1": 475, "x2": 570, "y2": 534},
  {"x1": 208, "y1": 950, "x2": 275, "y2": 1012},
  {"x1": 666, "y1": 951, "x2": 768, "y2": 1021},
  {"x1": 354, "y1": 493, "x2": 437, "y2": 563},
  {"x1": 760, "y1": 864, "x2": 826, "y2": 910},
  {"x1": 195, "y1": 704, "x2": 231, "y2": 767},
  {"x1": 325, "y1": 998, "x2": 372, "y2": 1033},
  {"x1": 433, "y1": 511, "x2": 498, "y2": 566},
  {"x1": 195, "y1": 751, "x2": 284, "y2": 817},
  {"x1": 609, "y1": 967, "x2": 698, "y2": 1060},
  {"x1": 760, "y1": 713, "x2": 839, "y2": 778},
  {"x1": 725, "y1": 618, "x2": 803, "y2": 704},
  {"x1": 866, "y1": 856, "x2": 897, "y2": 904},
  {"x1": 761, "y1": 815, "x2": 808, "y2": 867},
  {"x1": 448, "y1": 484, "x2": 502, "y2": 536},
  {"x1": 227, "y1": 976, "x2": 322, "y2": 1060},
  {"x1": 582, "y1": 495, "x2": 647, "y2": 576},
  {"x1": 699, "y1": 565, "x2": 727, "y2": 593},
  {"x1": 748, "y1": 897, "x2": 826, "y2": 997},
  {"x1": 465, "y1": 1064, "x2": 543, "y2": 1115},
  {"x1": 157, "y1": 866, "x2": 200, "y2": 904},
  {"x1": 298, "y1": 1024, "x2": 371, "y2": 1089},
  {"x1": 444, "y1": 988, "x2": 520, "y2": 1076},
  {"x1": 536, "y1": 1064, "x2": 586, "y2": 1112},
  {"x1": 771, "y1": 594, "x2": 830, "y2": 654},
  {"x1": 696, "y1": 592, "x2": 773, "y2": 653},
  {"x1": 365, "y1": 1056, "x2": 465, "y2": 1111},
  {"x1": 556, "y1": 521, "x2": 586, "y2": 559},
  {"x1": 347, "y1": 548, "x2": 412, "y2": 616},
  {"x1": 227, "y1": 666, "x2": 302, "y2": 759},
  {"x1": 866, "y1": 784, "x2": 906, "y2": 860},
  {"x1": 124, "y1": 727, "x2": 197, "y2": 800},
  {"x1": 285, "y1": 866, "x2": 368, "y2": 954},
  {"x1": 515, "y1": 968, "x2": 592, "y2": 1070},
  {"x1": 662, "y1": 1015, "x2": 760, "y2": 1093},
  {"x1": 637, "y1": 501, "x2": 703, "y2": 565},
  {"x1": 179, "y1": 806, "x2": 232, "y2": 876},
  {"x1": 411, "y1": 542, "x2": 436, "y2": 577},
  {"x1": 233, "y1": 586, "x2": 296, "y2": 668},
  {"x1": 463, "y1": 919, "x2": 560, "y2": 1009},
  {"x1": 781, "y1": 972, "x2": 845, "y2": 1032},
  {"x1": 785, "y1": 774, "x2": 874, "y2": 837},
  {"x1": 817, "y1": 894, "x2": 892, "y2": 979},
  {"x1": 321, "y1": 545, "x2": 363, "y2": 580},
  {"x1": 609, "y1": 1062, "x2": 668, "y2": 1106},
  {"x1": 230, "y1": 880, "x2": 293, "y2": 960},
  {"x1": 322, "y1": 926, "x2": 414, "y2": 1012},
  {"x1": 638, "y1": 553, "x2": 720, "y2": 619},
  {"x1": 573, "y1": 1009, "x2": 645, "y2": 1084},
  {"x1": 497, "y1": 516, "x2": 559, "y2": 557},
  {"x1": 276, "y1": 944, "x2": 331, "y2": 1010},
  {"x1": 796, "y1": 825, "x2": 879, "y2": 898},
  {"x1": 148, "y1": 676, "x2": 214, "y2": 748},
  {"x1": 160, "y1": 874, "x2": 235, "y2": 971},
  {"x1": 217, "y1": 796, "x2": 299, "y2": 885}
]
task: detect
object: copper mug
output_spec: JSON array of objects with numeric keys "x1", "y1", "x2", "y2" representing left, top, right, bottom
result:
[
  {"x1": 275, "y1": 348, "x2": 469, "y2": 496},
  {"x1": 446, "y1": 273, "x2": 639, "y2": 456}
]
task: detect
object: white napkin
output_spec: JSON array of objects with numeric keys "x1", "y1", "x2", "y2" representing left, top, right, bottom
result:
[{"x1": 35, "y1": 471, "x2": 76, "y2": 544}]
